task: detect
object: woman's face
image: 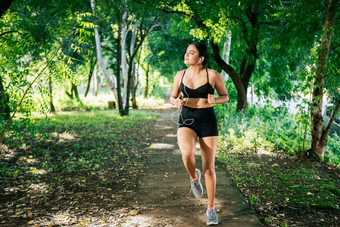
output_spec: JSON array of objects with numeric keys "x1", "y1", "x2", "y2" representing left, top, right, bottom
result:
[{"x1": 184, "y1": 44, "x2": 201, "y2": 65}]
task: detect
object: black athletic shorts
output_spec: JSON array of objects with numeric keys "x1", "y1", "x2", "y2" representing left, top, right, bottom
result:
[{"x1": 178, "y1": 106, "x2": 218, "y2": 138}]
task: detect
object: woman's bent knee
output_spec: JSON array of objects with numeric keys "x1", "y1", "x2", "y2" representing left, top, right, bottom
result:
[
  {"x1": 182, "y1": 151, "x2": 194, "y2": 162},
  {"x1": 203, "y1": 167, "x2": 215, "y2": 176}
]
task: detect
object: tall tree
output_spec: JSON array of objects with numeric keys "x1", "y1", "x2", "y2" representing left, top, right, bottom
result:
[
  {"x1": 163, "y1": 0, "x2": 278, "y2": 111},
  {"x1": 309, "y1": 0, "x2": 339, "y2": 160},
  {"x1": 84, "y1": 56, "x2": 97, "y2": 97},
  {"x1": 208, "y1": 0, "x2": 260, "y2": 112},
  {"x1": 91, "y1": 0, "x2": 161, "y2": 115},
  {"x1": 97, "y1": 0, "x2": 124, "y2": 114},
  {"x1": 48, "y1": 75, "x2": 56, "y2": 112},
  {"x1": 90, "y1": 0, "x2": 119, "y2": 103},
  {"x1": 121, "y1": 1, "x2": 161, "y2": 115},
  {"x1": 0, "y1": 0, "x2": 92, "y2": 143}
]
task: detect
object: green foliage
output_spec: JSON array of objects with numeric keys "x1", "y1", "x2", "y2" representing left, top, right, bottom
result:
[
  {"x1": 224, "y1": 80, "x2": 238, "y2": 102},
  {"x1": 0, "y1": 108, "x2": 158, "y2": 225},
  {"x1": 136, "y1": 96, "x2": 165, "y2": 108},
  {"x1": 216, "y1": 100, "x2": 339, "y2": 164},
  {"x1": 218, "y1": 151, "x2": 340, "y2": 225},
  {"x1": 1, "y1": 0, "x2": 339, "y2": 155},
  {"x1": 49, "y1": 86, "x2": 165, "y2": 111},
  {"x1": 146, "y1": 15, "x2": 198, "y2": 79},
  {"x1": 216, "y1": 101, "x2": 301, "y2": 154},
  {"x1": 149, "y1": 85, "x2": 168, "y2": 99},
  {"x1": 0, "y1": 0, "x2": 94, "y2": 136},
  {"x1": 326, "y1": 135, "x2": 340, "y2": 166},
  {"x1": 325, "y1": 13, "x2": 340, "y2": 104},
  {"x1": 2, "y1": 109, "x2": 158, "y2": 172}
]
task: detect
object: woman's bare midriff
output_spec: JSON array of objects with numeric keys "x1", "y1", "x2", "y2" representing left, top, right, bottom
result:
[{"x1": 182, "y1": 98, "x2": 213, "y2": 109}]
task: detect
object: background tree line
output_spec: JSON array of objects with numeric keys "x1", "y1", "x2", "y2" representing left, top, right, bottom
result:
[{"x1": 0, "y1": 0, "x2": 339, "y2": 160}]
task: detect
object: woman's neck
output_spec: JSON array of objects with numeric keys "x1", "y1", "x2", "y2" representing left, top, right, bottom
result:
[{"x1": 189, "y1": 65, "x2": 204, "y2": 75}]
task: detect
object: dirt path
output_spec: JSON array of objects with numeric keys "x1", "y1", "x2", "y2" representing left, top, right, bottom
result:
[{"x1": 122, "y1": 104, "x2": 261, "y2": 226}]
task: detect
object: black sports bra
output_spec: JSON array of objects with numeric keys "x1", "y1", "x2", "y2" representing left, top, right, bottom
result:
[{"x1": 179, "y1": 68, "x2": 214, "y2": 98}]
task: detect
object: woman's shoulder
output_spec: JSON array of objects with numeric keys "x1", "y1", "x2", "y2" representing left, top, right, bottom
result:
[
  {"x1": 207, "y1": 68, "x2": 221, "y2": 78},
  {"x1": 178, "y1": 69, "x2": 187, "y2": 74},
  {"x1": 174, "y1": 69, "x2": 186, "y2": 79}
]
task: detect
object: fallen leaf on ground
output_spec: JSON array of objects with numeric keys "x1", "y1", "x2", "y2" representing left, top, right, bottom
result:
[{"x1": 129, "y1": 210, "x2": 138, "y2": 216}]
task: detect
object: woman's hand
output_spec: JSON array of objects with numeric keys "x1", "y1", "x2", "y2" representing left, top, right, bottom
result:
[
  {"x1": 207, "y1": 94, "x2": 215, "y2": 104},
  {"x1": 175, "y1": 97, "x2": 185, "y2": 109}
]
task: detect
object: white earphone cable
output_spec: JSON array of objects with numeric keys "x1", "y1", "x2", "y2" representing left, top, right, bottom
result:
[
  {"x1": 171, "y1": 60, "x2": 203, "y2": 126},
  {"x1": 170, "y1": 83, "x2": 194, "y2": 126}
]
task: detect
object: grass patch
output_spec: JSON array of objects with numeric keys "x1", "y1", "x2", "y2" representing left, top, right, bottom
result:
[
  {"x1": 217, "y1": 151, "x2": 340, "y2": 226},
  {"x1": 0, "y1": 109, "x2": 158, "y2": 226}
]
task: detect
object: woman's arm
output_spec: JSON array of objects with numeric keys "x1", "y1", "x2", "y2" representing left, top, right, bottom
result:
[
  {"x1": 170, "y1": 71, "x2": 185, "y2": 108},
  {"x1": 207, "y1": 70, "x2": 229, "y2": 104}
]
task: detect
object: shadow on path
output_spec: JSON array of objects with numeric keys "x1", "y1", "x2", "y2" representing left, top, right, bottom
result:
[{"x1": 123, "y1": 103, "x2": 261, "y2": 226}]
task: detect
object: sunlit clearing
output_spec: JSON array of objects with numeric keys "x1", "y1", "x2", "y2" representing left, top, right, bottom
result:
[
  {"x1": 19, "y1": 156, "x2": 38, "y2": 164},
  {"x1": 0, "y1": 144, "x2": 17, "y2": 161},
  {"x1": 149, "y1": 143, "x2": 174, "y2": 149},
  {"x1": 29, "y1": 183, "x2": 49, "y2": 194},
  {"x1": 165, "y1": 133, "x2": 177, "y2": 138},
  {"x1": 59, "y1": 132, "x2": 76, "y2": 141},
  {"x1": 137, "y1": 96, "x2": 165, "y2": 108},
  {"x1": 4, "y1": 186, "x2": 20, "y2": 193},
  {"x1": 29, "y1": 167, "x2": 47, "y2": 175},
  {"x1": 256, "y1": 149, "x2": 277, "y2": 156},
  {"x1": 29, "y1": 211, "x2": 118, "y2": 226}
]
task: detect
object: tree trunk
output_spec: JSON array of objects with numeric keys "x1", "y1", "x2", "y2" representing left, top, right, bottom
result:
[
  {"x1": 209, "y1": 21, "x2": 259, "y2": 112},
  {"x1": 310, "y1": 0, "x2": 338, "y2": 161},
  {"x1": 65, "y1": 82, "x2": 74, "y2": 99},
  {"x1": 121, "y1": 9, "x2": 129, "y2": 109},
  {"x1": 85, "y1": 57, "x2": 96, "y2": 97},
  {"x1": 48, "y1": 75, "x2": 55, "y2": 112},
  {"x1": 65, "y1": 82, "x2": 79, "y2": 100},
  {"x1": 122, "y1": 20, "x2": 137, "y2": 115},
  {"x1": 90, "y1": 0, "x2": 118, "y2": 102},
  {"x1": 236, "y1": 87, "x2": 248, "y2": 112},
  {"x1": 0, "y1": 76, "x2": 10, "y2": 120},
  {"x1": 130, "y1": 23, "x2": 138, "y2": 110},
  {"x1": 72, "y1": 83, "x2": 79, "y2": 100},
  {"x1": 131, "y1": 61, "x2": 138, "y2": 109},
  {"x1": 144, "y1": 65, "x2": 150, "y2": 98},
  {"x1": 123, "y1": 60, "x2": 133, "y2": 115},
  {"x1": 210, "y1": 40, "x2": 248, "y2": 112},
  {"x1": 241, "y1": 62, "x2": 256, "y2": 90},
  {"x1": 116, "y1": 21, "x2": 124, "y2": 115},
  {"x1": 189, "y1": 0, "x2": 260, "y2": 112},
  {"x1": 92, "y1": 64, "x2": 99, "y2": 96},
  {"x1": 122, "y1": 16, "x2": 159, "y2": 115},
  {"x1": 221, "y1": 30, "x2": 232, "y2": 81}
]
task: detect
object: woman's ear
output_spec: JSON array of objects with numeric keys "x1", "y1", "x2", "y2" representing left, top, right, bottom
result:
[{"x1": 200, "y1": 57, "x2": 205, "y2": 63}]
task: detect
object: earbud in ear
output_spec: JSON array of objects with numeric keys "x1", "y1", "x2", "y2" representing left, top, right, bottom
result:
[{"x1": 199, "y1": 58, "x2": 202, "y2": 63}]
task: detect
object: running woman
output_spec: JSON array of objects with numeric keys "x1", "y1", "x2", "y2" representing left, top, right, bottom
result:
[{"x1": 170, "y1": 42, "x2": 229, "y2": 225}]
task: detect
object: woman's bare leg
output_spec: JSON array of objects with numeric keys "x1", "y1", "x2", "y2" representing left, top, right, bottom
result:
[
  {"x1": 199, "y1": 136, "x2": 218, "y2": 208},
  {"x1": 177, "y1": 127, "x2": 198, "y2": 179}
]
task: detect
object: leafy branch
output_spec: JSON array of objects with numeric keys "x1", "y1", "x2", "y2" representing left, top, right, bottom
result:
[{"x1": 0, "y1": 48, "x2": 61, "y2": 144}]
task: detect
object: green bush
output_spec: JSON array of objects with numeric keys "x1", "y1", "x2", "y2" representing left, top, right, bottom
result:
[
  {"x1": 149, "y1": 85, "x2": 168, "y2": 99},
  {"x1": 216, "y1": 101, "x2": 339, "y2": 165},
  {"x1": 326, "y1": 134, "x2": 340, "y2": 165}
]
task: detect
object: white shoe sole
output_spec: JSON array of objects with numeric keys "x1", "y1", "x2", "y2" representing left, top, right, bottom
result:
[{"x1": 195, "y1": 169, "x2": 203, "y2": 198}]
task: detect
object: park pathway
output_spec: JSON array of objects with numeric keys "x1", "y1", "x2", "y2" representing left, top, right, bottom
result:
[{"x1": 122, "y1": 103, "x2": 261, "y2": 227}]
